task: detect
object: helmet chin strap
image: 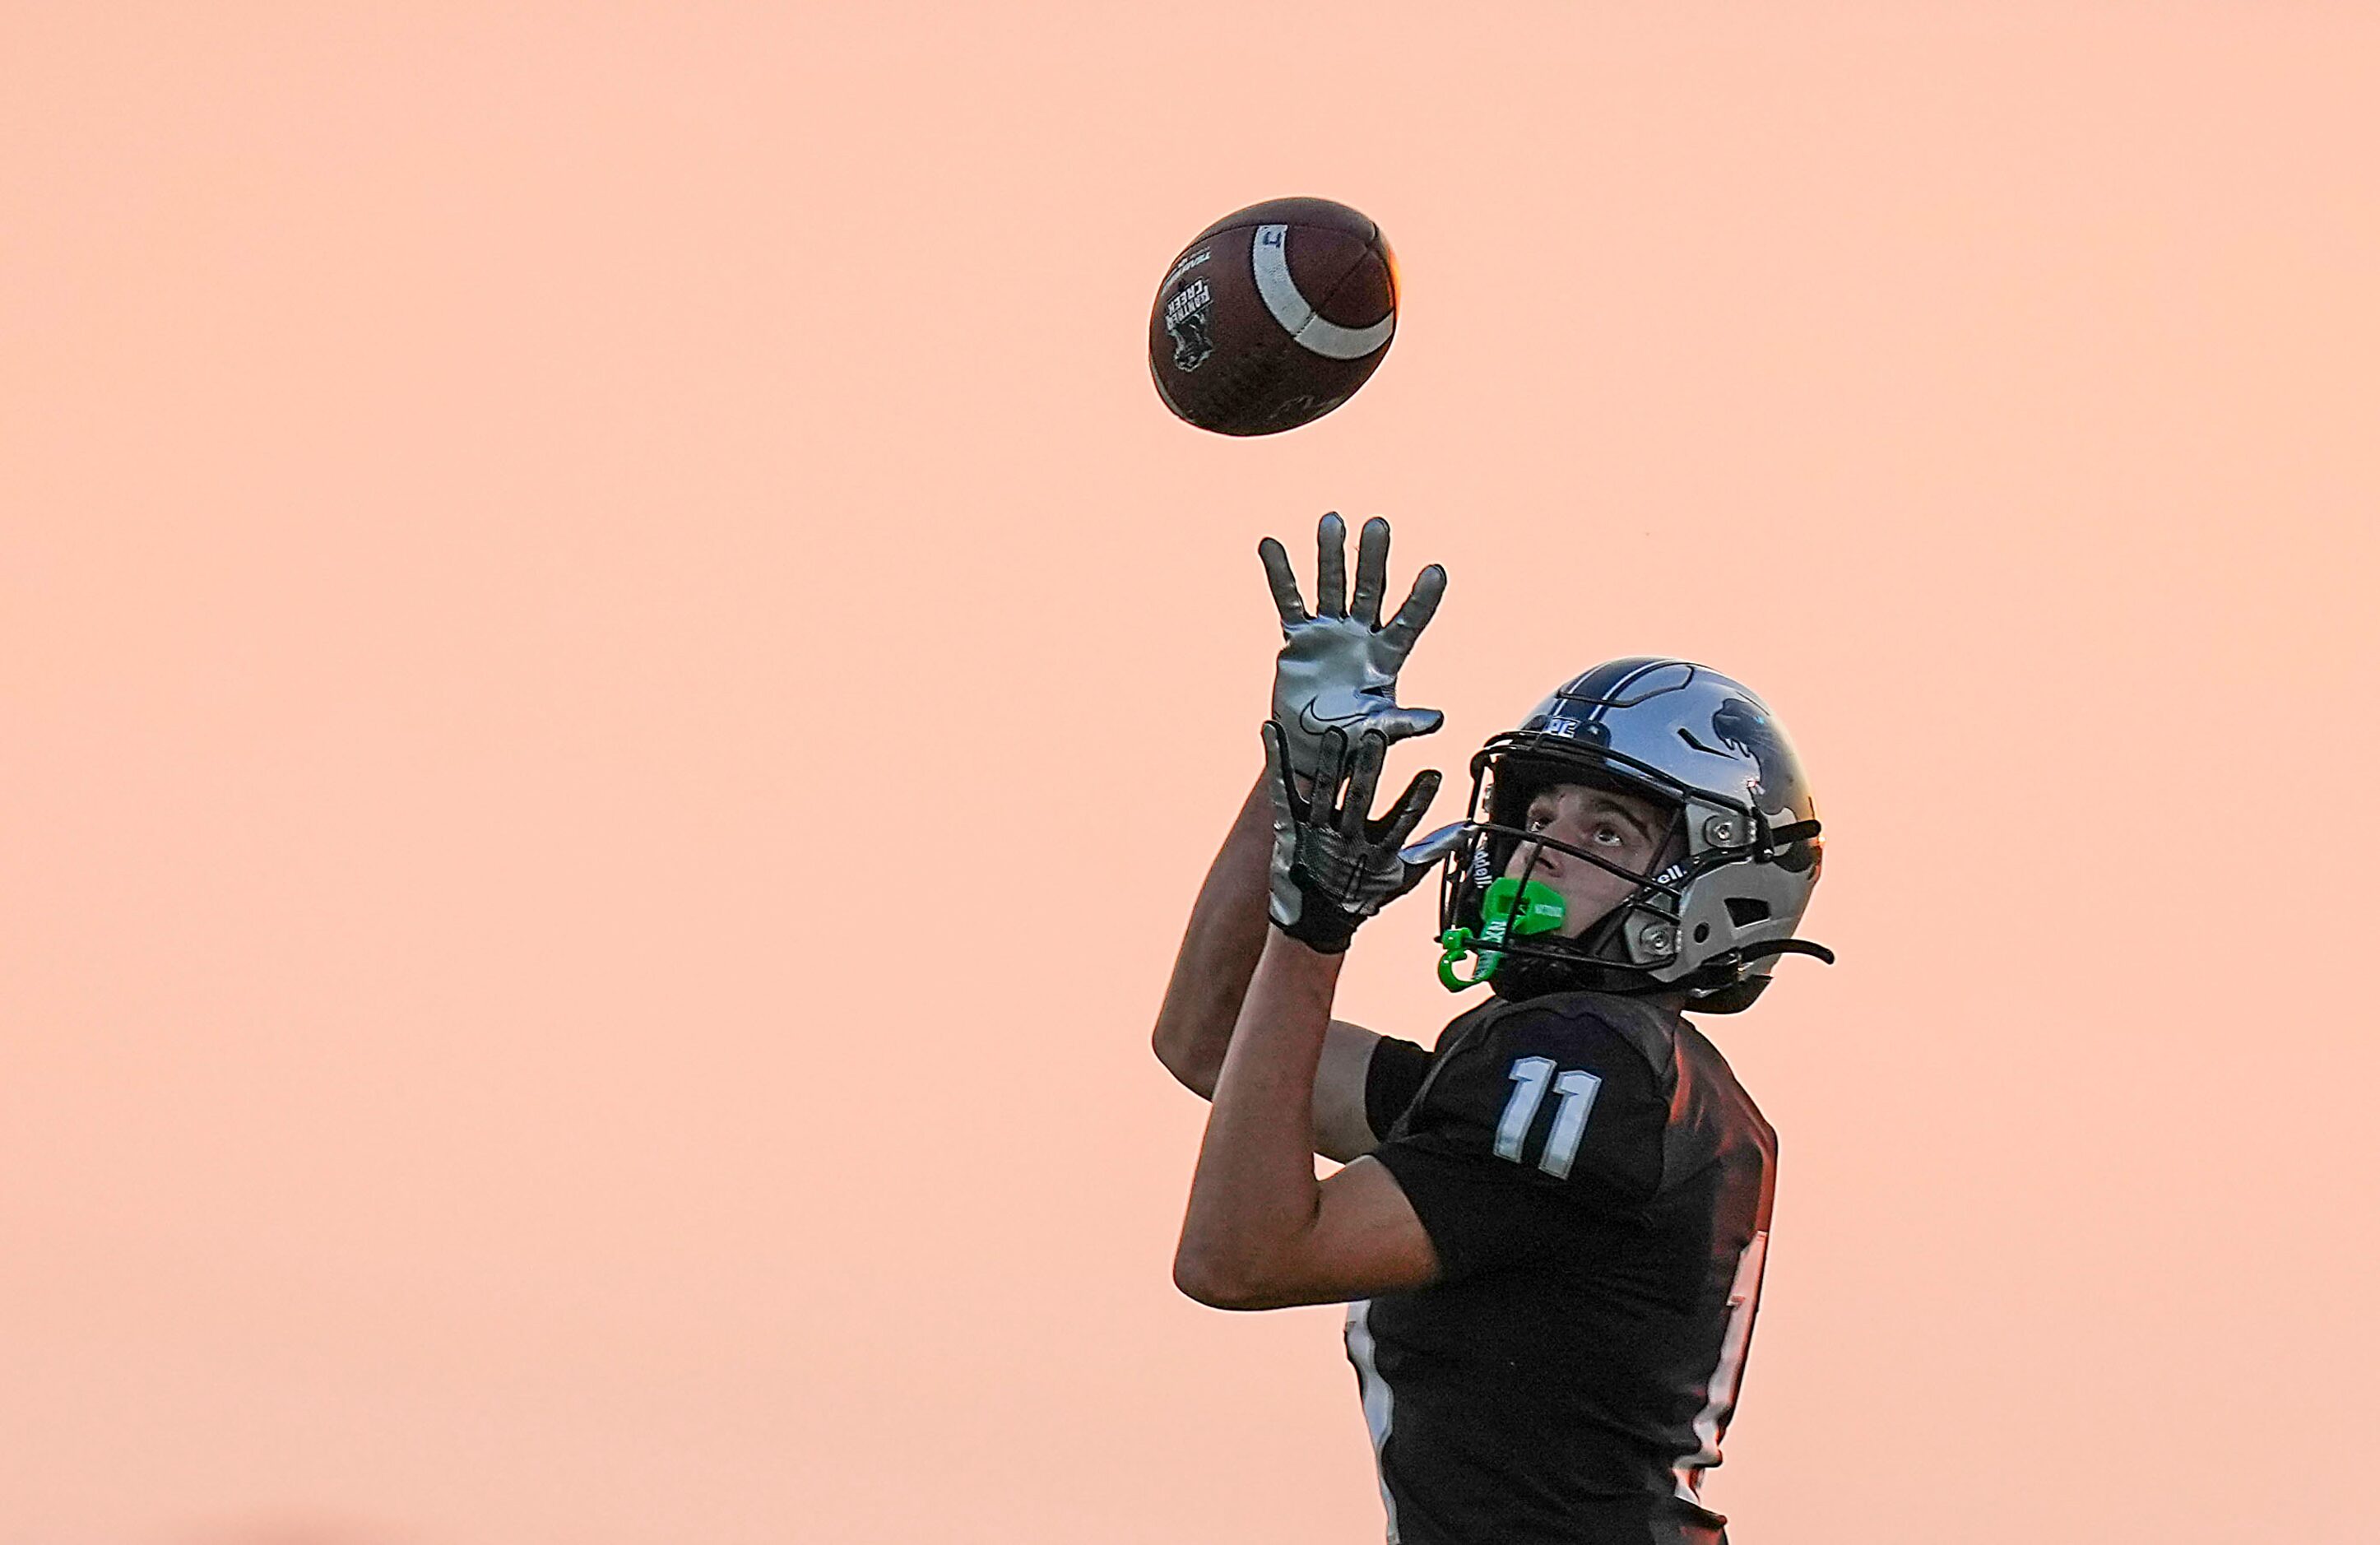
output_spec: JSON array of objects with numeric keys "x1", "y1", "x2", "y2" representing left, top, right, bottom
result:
[
  {"x1": 1706, "y1": 938, "x2": 1838, "y2": 969},
  {"x1": 1487, "y1": 905, "x2": 1654, "y2": 1001},
  {"x1": 1438, "y1": 815, "x2": 1838, "y2": 1002},
  {"x1": 1440, "y1": 829, "x2": 1668, "y2": 995},
  {"x1": 1486, "y1": 931, "x2": 1838, "y2": 1004},
  {"x1": 1473, "y1": 869, "x2": 1838, "y2": 1004}
]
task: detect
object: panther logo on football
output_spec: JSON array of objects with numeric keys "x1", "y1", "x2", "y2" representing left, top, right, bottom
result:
[{"x1": 1164, "y1": 277, "x2": 1216, "y2": 372}]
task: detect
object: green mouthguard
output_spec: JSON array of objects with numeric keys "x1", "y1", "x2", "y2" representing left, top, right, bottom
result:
[{"x1": 1437, "y1": 877, "x2": 1566, "y2": 991}]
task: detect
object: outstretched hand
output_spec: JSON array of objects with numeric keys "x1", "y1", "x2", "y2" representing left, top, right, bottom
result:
[
  {"x1": 1260, "y1": 721, "x2": 1463, "y2": 955},
  {"x1": 1261, "y1": 513, "x2": 1447, "y2": 784}
]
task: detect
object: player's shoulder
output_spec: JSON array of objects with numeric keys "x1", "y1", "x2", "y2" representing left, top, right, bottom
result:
[
  {"x1": 1385, "y1": 991, "x2": 1679, "y2": 1210},
  {"x1": 1405, "y1": 991, "x2": 1679, "y2": 1142},
  {"x1": 1463, "y1": 991, "x2": 1681, "y2": 1093},
  {"x1": 1672, "y1": 1014, "x2": 1778, "y2": 1155}
]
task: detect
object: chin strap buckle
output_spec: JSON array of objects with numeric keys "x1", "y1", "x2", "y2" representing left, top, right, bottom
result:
[
  {"x1": 1437, "y1": 878, "x2": 1567, "y2": 992},
  {"x1": 1436, "y1": 927, "x2": 1492, "y2": 991}
]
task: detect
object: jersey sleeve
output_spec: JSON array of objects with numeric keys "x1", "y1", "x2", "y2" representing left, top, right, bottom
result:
[
  {"x1": 1371, "y1": 1005, "x2": 1668, "y2": 1281},
  {"x1": 1363, "y1": 1033, "x2": 1436, "y2": 1145}
]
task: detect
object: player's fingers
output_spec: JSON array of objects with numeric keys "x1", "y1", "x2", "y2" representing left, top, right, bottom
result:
[
  {"x1": 1364, "y1": 706, "x2": 1445, "y2": 745},
  {"x1": 1397, "y1": 819, "x2": 1466, "y2": 870},
  {"x1": 1349, "y1": 517, "x2": 1390, "y2": 628},
  {"x1": 1376, "y1": 768, "x2": 1443, "y2": 849},
  {"x1": 1380, "y1": 564, "x2": 1447, "y2": 658},
  {"x1": 1258, "y1": 536, "x2": 1310, "y2": 628},
  {"x1": 1314, "y1": 726, "x2": 1351, "y2": 819},
  {"x1": 1315, "y1": 513, "x2": 1348, "y2": 619},
  {"x1": 1259, "y1": 720, "x2": 1298, "y2": 822},
  {"x1": 1339, "y1": 730, "x2": 1389, "y2": 837}
]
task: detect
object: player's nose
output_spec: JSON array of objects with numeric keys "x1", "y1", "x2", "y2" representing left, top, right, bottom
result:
[{"x1": 1510, "y1": 839, "x2": 1566, "y2": 881}]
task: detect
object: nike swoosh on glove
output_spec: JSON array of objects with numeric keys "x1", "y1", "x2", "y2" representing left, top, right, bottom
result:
[{"x1": 1262, "y1": 513, "x2": 1447, "y2": 784}]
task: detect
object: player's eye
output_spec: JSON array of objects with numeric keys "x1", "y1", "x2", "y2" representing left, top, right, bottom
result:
[{"x1": 1593, "y1": 824, "x2": 1625, "y2": 847}]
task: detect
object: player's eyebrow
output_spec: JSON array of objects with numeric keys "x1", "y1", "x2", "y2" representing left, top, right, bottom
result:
[{"x1": 1587, "y1": 795, "x2": 1660, "y2": 844}]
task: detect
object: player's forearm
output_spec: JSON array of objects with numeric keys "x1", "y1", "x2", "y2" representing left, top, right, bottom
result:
[
  {"x1": 1150, "y1": 773, "x2": 1274, "y2": 1096},
  {"x1": 1173, "y1": 931, "x2": 1339, "y2": 1308}
]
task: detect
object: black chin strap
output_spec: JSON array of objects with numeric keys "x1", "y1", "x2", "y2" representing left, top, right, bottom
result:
[
  {"x1": 1490, "y1": 933, "x2": 1837, "y2": 1005},
  {"x1": 1727, "y1": 938, "x2": 1837, "y2": 967}
]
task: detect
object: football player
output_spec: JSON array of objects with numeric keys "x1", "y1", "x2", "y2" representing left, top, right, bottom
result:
[{"x1": 1155, "y1": 516, "x2": 1830, "y2": 1545}]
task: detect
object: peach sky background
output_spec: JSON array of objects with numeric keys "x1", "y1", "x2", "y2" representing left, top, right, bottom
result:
[{"x1": 5, "y1": 4, "x2": 2378, "y2": 1543}]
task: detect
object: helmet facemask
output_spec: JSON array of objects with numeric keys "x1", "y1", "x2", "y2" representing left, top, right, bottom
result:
[{"x1": 1437, "y1": 731, "x2": 1831, "y2": 1010}]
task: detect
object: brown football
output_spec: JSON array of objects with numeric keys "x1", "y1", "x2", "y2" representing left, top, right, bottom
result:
[{"x1": 1148, "y1": 197, "x2": 1398, "y2": 436}]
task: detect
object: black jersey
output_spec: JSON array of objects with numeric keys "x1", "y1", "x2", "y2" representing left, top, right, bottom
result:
[{"x1": 1344, "y1": 991, "x2": 1776, "y2": 1545}]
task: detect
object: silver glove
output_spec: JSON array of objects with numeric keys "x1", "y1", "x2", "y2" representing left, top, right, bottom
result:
[
  {"x1": 1261, "y1": 513, "x2": 1448, "y2": 783},
  {"x1": 1260, "y1": 720, "x2": 1464, "y2": 954}
]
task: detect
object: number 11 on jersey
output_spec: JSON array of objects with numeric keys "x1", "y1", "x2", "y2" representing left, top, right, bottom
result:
[{"x1": 1494, "y1": 1056, "x2": 1603, "y2": 1180}]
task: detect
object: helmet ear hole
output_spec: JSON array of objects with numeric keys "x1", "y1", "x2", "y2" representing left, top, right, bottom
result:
[{"x1": 1724, "y1": 897, "x2": 1771, "y2": 927}]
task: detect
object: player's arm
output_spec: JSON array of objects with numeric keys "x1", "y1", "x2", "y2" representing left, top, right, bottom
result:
[
  {"x1": 1151, "y1": 513, "x2": 1445, "y2": 1162},
  {"x1": 1185, "y1": 988, "x2": 1672, "y2": 1311},
  {"x1": 1149, "y1": 770, "x2": 1397, "y2": 1161},
  {"x1": 1173, "y1": 725, "x2": 1459, "y2": 1310},
  {"x1": 1175, "y1": 932, "x2": 1444, "y2": 1309}
]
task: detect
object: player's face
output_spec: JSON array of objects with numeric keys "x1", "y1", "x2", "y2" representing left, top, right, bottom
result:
[{"x1": 1505, "y1": 782, "x2": 1676, "y2": 939}]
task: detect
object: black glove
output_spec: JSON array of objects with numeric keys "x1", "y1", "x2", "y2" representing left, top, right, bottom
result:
[{"x1": 1260, "y1": 720, "x2": 1462, "y2": 955}]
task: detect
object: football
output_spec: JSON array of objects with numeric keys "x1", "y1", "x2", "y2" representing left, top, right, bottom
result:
[{"x1": 1148, "y1": 197, "x2": 1398, "y2": 436}]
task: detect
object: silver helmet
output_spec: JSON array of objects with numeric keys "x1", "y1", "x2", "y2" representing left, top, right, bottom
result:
[{"x1": 1436, "y1": 657, "x2": 1830, "y2": 1013}]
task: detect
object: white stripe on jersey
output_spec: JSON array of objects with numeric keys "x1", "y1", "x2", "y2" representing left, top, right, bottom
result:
[
  {"x1": 1672, "y1": 1229, "x2": 1769, "y2": 1504},
  {"x1": 1345, "y1": 1299, "x2": 1402, "y2": 1543}
]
